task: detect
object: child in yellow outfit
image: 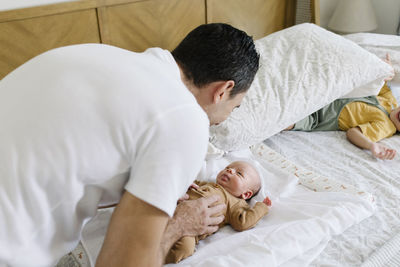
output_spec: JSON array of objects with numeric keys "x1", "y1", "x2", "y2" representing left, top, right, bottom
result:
[
  {"x1": 287, "y1": 54, "x2": 398, "y2": 160},
  {"x1": 165, "y1": 161, "x2": 271, "y2": 263},
  {"x1": 287, "y1": 82, "x2": 399, "y2": 160}
]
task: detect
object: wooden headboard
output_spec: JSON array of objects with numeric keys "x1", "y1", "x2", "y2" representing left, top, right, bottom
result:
[{"x1": 0, "y1": 0, "x2": 319, "y2": 80}]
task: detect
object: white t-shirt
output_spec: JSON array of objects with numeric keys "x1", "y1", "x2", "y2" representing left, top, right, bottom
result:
[{"x1": 0, "y1": 44, "x2": 209, "y2": 266}]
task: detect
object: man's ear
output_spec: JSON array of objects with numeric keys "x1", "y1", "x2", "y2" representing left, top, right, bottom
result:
[
  {"x1": 241, "y1": 190, "x2": 253, "y2": 200},
  {"x1": 212, "y1": 80, "x2": 235, "y2": 104}
]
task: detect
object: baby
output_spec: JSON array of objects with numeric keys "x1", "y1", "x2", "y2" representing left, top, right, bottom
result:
[
  {"x1": 165, "y1": 161, "x2": 271, "y2": 264},
  {"x1": 286, "y1": 82, "x2": 399, "y2": 160},
  {"x1": 286, "y1": 55, "x2": 399, "y2": 160}
]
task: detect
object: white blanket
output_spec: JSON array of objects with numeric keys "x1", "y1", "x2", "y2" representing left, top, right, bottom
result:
[
  {"x1": 265, "y1": 131, "x2": 400, "y2": 266},
  {"x1": 80, "y1": 147, "x2": 374, "y2": 266}
]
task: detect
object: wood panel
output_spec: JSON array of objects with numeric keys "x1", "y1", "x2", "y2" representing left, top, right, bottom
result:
[
  {"x1": 311, "y1": 0, "x2": 320, "y2": 25},
  {"x1": 0, "y1": 0, "x2": 317, "y2": 79},
  {"x1": 207, "y1": 0, "x2": 294, "y2": 40},
  {"x1": 0, "y1": 0, "x2": 145, "y2": 23},
  {"x1": 98, "y1": 0, "x2": 206, "y2": 52},
  {"x1": 0, "y1": 9, "x2": 100, "y2": 79}
]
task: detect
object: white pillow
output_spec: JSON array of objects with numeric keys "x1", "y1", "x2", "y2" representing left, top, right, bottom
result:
[
  {"x1": 344, "y1": 32, "x2": 400, "y2": 83},
  {"x1": 209, "y1": 23, "x2": 393, "y2": 152}
]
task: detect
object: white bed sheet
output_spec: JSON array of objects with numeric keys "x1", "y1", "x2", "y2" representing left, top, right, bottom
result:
[
  {"x1": 79, "y1": 147, "x2": 374, "y2": 267},
  {"x1": 264, "y1": 130, "x2": 400, "y2": 266}
]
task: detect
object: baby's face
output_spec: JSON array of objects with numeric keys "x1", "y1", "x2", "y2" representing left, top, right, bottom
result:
[
  {"x1": 216, "y1": 161, "x2": 260, "y2": 199},
  {"x1": 389, "y1": 106, "x2": 400, "y2": 131}
]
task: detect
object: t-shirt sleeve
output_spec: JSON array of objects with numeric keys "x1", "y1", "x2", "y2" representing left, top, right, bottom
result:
[
  {"x1": 124, "y1": 105, "x2": 209, "y2": 217},
  {"x1": 357, "y1": 113, "x2": 397, "y2": 142}
]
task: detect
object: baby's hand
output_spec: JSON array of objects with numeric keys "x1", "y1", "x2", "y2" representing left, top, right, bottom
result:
[
  {"x1": 384, "y1": 53, "x2": 395, "y2": 82},
  {"x1": 263, "y1": 196, "x2": 272, "y2": 206},
  {"x1": 370, "y1": 142, "x2": 396, "y2": 160}
]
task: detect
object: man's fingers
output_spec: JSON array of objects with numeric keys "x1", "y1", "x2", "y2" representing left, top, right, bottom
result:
[
  {"x1": 203, "y1": 226, "x2": 219, "y2": 235},
  {"x1": 207, "y1": 215, "x2": 225, "y2": 226},
  {"x1": 177, "y1": 194, "x2": 189, "y2": 204},
  {"x1": 202, "y1": 195, "x2": 221, "y2": 206},
  {"x1": 207, "y1": 203, "x2": 226, "y2": 216}
]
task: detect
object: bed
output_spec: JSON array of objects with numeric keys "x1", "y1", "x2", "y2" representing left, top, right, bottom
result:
[
  {"x1": 265, "y1": 123, "x2": 400, "y2": 267},
  {"x1": 2, "y1": 0, "x2": 400, "y2": 266}
]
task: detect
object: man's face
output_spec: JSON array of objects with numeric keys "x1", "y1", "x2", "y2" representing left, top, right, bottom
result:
[{"x1": 209, "y1": 92, "x2": 246, "y2": 125}]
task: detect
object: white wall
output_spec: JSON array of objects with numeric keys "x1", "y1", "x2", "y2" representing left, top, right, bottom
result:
[
  {"x1": 320, "y1": 0, "x2": 400, "y2": 35},
  {"x1": 0, "y1": 0, "x2": 77, "y2": 12}
]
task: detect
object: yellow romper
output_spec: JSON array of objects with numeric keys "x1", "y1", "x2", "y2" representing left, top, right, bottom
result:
[{"x1": 338, "y1": 83, "x2": 398, "y2": 142}]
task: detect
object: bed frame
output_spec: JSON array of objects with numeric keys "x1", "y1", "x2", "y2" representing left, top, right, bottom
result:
[{"x1": 0, "y1": 0, "x2": 319, "y2": 80}]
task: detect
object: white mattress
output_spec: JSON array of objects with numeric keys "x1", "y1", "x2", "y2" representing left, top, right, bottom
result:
[
  {"x1": 264, "y1": 130, "x2": 400, "y2": 266},
  {"x1": 71, "y1": 144, "x2": 375, "y2": 267},
  {"x1": 58, "y1": 130, "x2": 394, "y2": 267},
  {"x1": 59, "y1": 83, "x2": 400, "y2": 266},
  {"x1": 55, "y1": 131, "x2": 400, "y2": 267}
]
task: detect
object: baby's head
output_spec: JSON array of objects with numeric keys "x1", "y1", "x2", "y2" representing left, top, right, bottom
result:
[
  {"x1": 216, "y1": 161, "x2": 261, "y2": 200},
  {"x1": 389, "y1": 106, "x2": 400, "y2": 131}
]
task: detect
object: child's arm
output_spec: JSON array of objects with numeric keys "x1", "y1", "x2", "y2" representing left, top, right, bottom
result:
[
  {"x1": 346, "y1": 127, "x2": 396, "y2": 160},
  {"x1": 228, "y1": 200, "x2": 270, "y2": 232},
  {"x1": 384, "y1": 53, "x2": 395, "y2": 82}
]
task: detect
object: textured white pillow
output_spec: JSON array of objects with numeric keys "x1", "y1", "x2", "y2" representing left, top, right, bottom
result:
[
  {"x1": 209, "y1": 23, "x2": 393, "y2": 151},
  {"x1": 344, "y1": 32, "x2": 400, "y2": 83}
]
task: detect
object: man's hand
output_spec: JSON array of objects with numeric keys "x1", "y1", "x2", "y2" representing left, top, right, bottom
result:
[
  {"x1": 160, "y1": 195, "x2": 226, "y2": 261},
  {"x1": 370, "y1": 142, "x2": 396, "y2": 160},
  {"x1": 177, "y1": 183, "x2": 199, "y2": 204},
  {"x1": 174, "y1": 195, "x2": 226, "y2": 236}
]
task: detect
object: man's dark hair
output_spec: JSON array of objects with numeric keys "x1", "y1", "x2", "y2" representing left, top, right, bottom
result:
[{"x1": 172, "y1": 23, "x2": 260, "y2": 98}]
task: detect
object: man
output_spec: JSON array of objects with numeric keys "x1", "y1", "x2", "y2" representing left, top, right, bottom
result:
[{"x1": 0, "y1": 23, "x2": 259, "y2": 266}]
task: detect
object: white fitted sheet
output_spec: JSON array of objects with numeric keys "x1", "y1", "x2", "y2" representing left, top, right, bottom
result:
[
  {"x1": 264, "y1": 130, "x2": 400, "y2": 266},
  {"x1": 78, "y1": 145, "x2": 374, "y2": 267}
]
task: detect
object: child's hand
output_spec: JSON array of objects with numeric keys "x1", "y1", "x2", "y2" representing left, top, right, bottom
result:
[
  {"x1": 177, "y1": 183, "x2": 200, "y2": 203},
  {"x1": 384, "y1": 53, "x2": 395, "y2": 82},
  {"x1": 370, "y1": 142, "x2": 396, "y2": 160},
  {"x1": 263, "y1": 196, "x2": 272, "y2": 206}
]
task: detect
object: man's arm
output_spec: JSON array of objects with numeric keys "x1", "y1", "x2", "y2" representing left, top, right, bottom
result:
[
  {"x1": 346, "y1": 127, "x2": 396, "y2": 160},
  {"x1": 96, "y1": 192, "x2": 168, "y2": 267},
  {"x1": 96, "y1": 192, "x2": 225, "y2": 267}
]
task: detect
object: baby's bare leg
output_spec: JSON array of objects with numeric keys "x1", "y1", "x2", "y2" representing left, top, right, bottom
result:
[{"x1": 284, "y1": 124, "x2": 295, "y2": 131}]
